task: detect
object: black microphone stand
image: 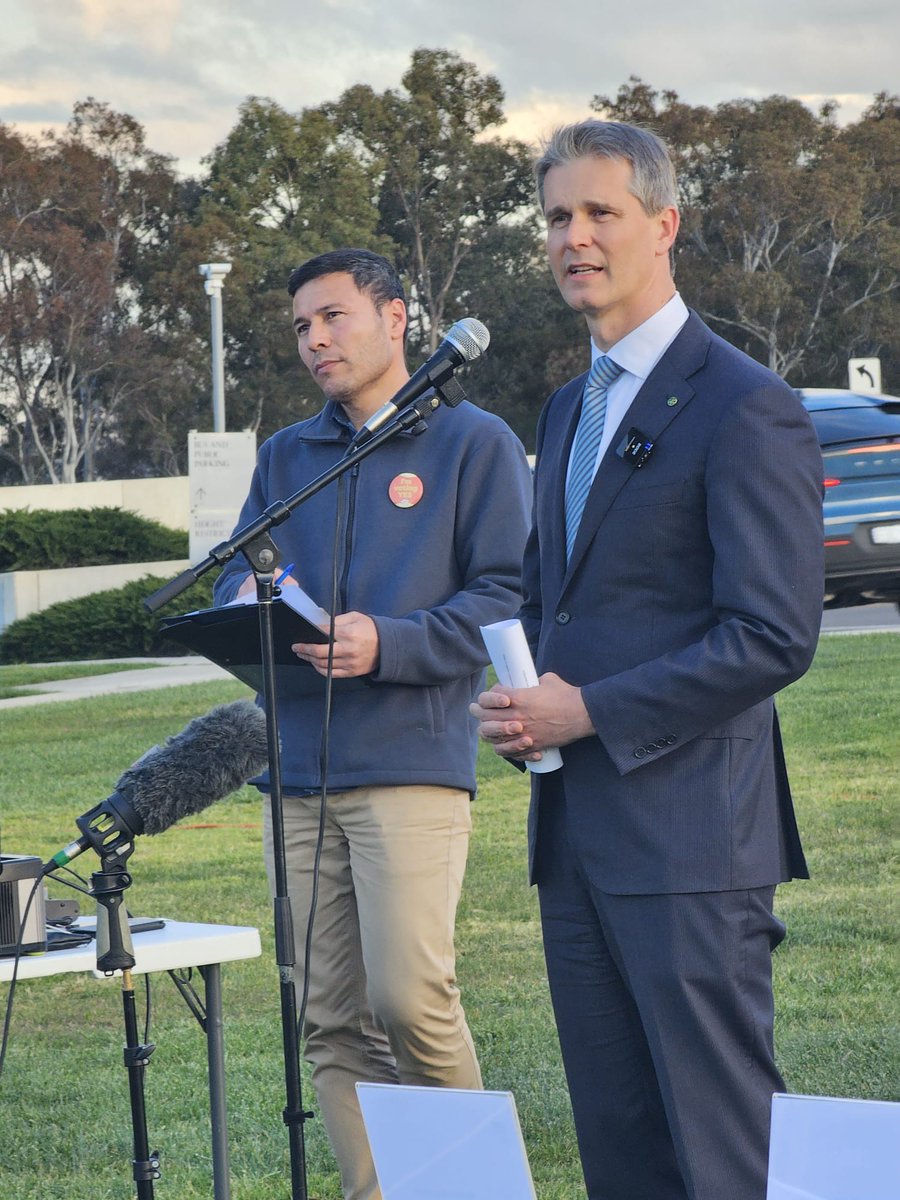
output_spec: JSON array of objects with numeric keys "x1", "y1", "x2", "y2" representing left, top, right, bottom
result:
[
  {"x1": 91, "y1": 840, "x2": 161, "y2": 1199},
  {"x1": 143, "y1": 377, "x2": 467, "y2": 1200}
]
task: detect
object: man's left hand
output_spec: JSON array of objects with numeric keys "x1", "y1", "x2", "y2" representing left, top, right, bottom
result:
[
  {"x1": 292, "y1": 611, "x2": 380, "y2": 678},
  {"x1": 469, "y1": 672, "x2": 595, "y2": 760}
]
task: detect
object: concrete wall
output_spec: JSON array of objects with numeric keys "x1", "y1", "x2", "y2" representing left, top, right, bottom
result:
[
  {"x1": 0, "y1": 561, "x2": 190, "y2": 634},
  {"x1": 0, "y1": 477, "x2": 189, "y2": 530}
]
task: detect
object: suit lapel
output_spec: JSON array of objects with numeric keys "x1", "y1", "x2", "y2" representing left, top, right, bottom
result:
[{"x1": 561, "y1": 314, "x2": 709, "y2": 588}]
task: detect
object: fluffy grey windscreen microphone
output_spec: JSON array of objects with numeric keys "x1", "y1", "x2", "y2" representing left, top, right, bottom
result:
[{"x1": 113, "y1": 699, "x2": 270, "y2": 836}]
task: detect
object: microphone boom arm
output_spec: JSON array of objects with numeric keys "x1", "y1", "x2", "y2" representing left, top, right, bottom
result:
[{"x1": 144, "y1": 389, "x2": 449, "y2": 615}]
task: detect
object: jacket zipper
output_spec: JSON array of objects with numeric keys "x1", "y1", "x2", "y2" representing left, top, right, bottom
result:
[{"x1": 339, "y1": 461, "x2": 360, "y2": 610}]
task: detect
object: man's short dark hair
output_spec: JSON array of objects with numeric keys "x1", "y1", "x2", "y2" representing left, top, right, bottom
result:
[{"x1": 287, "y1": 248, "x2": 406, "y2": 309}]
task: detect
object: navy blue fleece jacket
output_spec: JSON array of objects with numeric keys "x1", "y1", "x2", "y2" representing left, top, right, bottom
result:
[{"x1": 213, "y1": 399, "x2": 532, "y2": 794}]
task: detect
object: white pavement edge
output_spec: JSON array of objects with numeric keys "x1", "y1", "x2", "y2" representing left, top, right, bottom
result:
[{"x1": 0, "y1": 657, "x2": 233, "y2": 710}]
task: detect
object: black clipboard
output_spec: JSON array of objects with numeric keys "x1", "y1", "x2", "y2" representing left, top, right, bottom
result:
[{"x1": 160, "y1": 598, "x2": 370, "y2": 696}]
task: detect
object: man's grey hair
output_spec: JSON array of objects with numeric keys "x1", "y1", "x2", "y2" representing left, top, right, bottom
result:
[{"x1": 535, "y1": 120, "x2": 678, "y2": 215}]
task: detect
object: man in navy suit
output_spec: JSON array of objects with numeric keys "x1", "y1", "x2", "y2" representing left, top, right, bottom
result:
[{"x1": 472, "y1": 121, "x2": 824, "y2": 1199}]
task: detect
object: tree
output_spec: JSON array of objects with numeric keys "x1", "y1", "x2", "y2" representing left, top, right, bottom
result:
[
  {"x1": 0, "y1": 101, "x2": 185, "y2": 483},
  {"x1": 176, "y1": 57, "x2": 540, "y2": 441},
  {"x1": 173, "y1": 97, "x2": 388, "y2": 441},
  {"x1": 451, "y1": 223, "x2": 587, "y2": 448},
  {"x1": 325, "y1": 48, "x2": 535, "y2": 353},
  {"x1": 591, "y1": 79, "x2": 899, "y2": 386},
  {"x1": 824, "y1": 93, "x2": 900, "y2": 388},
  {"x1": 7, "y1": 71, "x2": 892, "y2": 482}
]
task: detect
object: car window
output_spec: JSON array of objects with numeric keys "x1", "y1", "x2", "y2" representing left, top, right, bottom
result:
[{"x1": 809, "y1": 407, "x2": 900, "y2": 444}]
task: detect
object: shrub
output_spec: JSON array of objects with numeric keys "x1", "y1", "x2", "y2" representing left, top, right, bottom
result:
[
  {"x1": 0, "y1": 574, "x2": 217, "y2": 663},
  {"x1": 0, "y1": 508, "x2": 188, "y2": 571}
]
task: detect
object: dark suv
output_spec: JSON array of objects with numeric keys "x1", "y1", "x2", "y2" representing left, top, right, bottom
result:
[{"x1": 797, "y1": 389, "x2": 900, "y2": 608}]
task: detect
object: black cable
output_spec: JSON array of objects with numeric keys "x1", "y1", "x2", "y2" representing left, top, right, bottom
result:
[
  {"x1": 143, "y1": 970, "x2": 152, "y2": 1045},
  {"x1": 297, "y1": 457, "x2": 348, "y2": 1038},
  {"x1": 43, "y1": 864, "x2": 93, "y2": 898},
  {"x1": 0, "y1": 873, "x2": 44, "y2": 1081},
  {"x1": 55, "y1": 863, "x2": 90, "y2": 889}
]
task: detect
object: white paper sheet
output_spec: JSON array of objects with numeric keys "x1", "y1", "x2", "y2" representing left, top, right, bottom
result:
[
  {"x1": 226, "y1": 581, "x2": 330, "y2": 629},
  {"x1": 479, "y1": 618, "x2": 563, "y2": 773}
]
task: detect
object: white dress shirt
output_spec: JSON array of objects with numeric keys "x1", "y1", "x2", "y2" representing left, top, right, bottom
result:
[{"x1": 571, "y1": 292, "x2": 689, "y2": 486}]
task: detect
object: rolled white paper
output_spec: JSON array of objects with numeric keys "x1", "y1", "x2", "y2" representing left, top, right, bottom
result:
[{"x1": 479, "y1": 618, "x2": 563, "y2": 774}]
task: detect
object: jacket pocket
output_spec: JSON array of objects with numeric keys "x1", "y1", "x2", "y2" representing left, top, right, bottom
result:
[
  {"x1": 610, "y1": 479, "x2": 689, "y2": 510},
  {"x1": 424, "y1": 685, "x2": 446, "y2": 734}
]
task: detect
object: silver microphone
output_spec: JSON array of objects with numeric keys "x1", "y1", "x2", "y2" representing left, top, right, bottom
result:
[{"x1": 353, "y1": 318, "x2": 490, "y2": 444}]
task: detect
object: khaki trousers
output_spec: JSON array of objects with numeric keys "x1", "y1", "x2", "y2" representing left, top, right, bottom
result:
[{"x1": 263, "y1": 785, "x2": 483, "y2": 1200}]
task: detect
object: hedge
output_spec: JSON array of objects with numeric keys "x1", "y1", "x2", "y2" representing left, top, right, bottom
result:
[
  {"x1": 0, "y1": 507, "x2": 188, "y2": 571},
  {"x1": 0, "y1": 574, "x2": 217, "y2": 663}
]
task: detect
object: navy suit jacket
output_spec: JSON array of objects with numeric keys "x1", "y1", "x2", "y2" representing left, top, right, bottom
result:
[{"x1": 523, "y1": 311, "x2": 824, "y2": 894}]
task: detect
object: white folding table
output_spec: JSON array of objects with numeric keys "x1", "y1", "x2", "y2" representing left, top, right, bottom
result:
[{"x1": 1, "y1": 918, "x2": 262, "y2": 1199}]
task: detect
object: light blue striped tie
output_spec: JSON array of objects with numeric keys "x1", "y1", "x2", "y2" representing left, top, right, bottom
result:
[{"x1": 565, "y1": 355, "x2": 623, "y2": 560}]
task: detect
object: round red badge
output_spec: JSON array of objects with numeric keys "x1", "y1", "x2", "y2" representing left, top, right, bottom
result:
[{"x1": 388, "y1": 472, "x2": 424, "y2": 508}]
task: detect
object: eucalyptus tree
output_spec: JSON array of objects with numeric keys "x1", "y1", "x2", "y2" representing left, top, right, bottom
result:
[
  {"x1": 0, "y1": 101, "x2": 183, "y2": 483},
  {"x1": 325, "y1": 48, "x2": 535, "y2": 354},
  {"x1": 179, "y1": 96, "x2": 386, "y2": 440},
  {"x1": 592, "y1": 79, "x2": 899, "y2": 387}
]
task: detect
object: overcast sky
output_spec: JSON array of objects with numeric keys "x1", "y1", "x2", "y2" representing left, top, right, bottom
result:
[{"x1": 1, "y1": 0, "x2": 897, "y2": 175}]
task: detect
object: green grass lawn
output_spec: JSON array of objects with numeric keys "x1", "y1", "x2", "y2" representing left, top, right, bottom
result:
[
  {"x1": 0, "y1": 635, "x2": 896, "y2": 1199},
  {"x1": 0, "y1": 660, "x2": 162, "y2": 700}
]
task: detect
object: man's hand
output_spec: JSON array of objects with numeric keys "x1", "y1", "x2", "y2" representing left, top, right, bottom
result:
[
  {"x1": 469, "y1": 672, "x2": 595, "y2": 761},
  {"x1": 293, "y1": 611, "x2": 380, "y2": 678}
]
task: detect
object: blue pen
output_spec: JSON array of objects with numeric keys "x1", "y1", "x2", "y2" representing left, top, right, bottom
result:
[{"x1": 274, "y1": 562, "x2": 295, "y2": 586}]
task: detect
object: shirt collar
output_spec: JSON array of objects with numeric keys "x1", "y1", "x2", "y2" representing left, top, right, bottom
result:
[{"x1": 590, "y1": 292, "x2": 689, "y2": 380}]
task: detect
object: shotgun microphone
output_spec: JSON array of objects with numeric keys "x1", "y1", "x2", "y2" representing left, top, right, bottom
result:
[{"x1": 44, "y1": 700, "x2": 269, "y2": 874}]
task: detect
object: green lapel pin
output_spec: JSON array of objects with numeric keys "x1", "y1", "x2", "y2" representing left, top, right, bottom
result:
[{"x1": 666, "y1": 396, "x2": 679, "y2": 407}]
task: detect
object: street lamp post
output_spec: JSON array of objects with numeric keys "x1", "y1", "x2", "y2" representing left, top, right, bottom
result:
[{"x1": 198, "y1": 263, "x2": 232, "y2": 433}]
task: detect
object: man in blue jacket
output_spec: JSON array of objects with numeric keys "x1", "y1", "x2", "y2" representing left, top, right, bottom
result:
[
  {"x1": 472, "y1": 122, "x2": 824, "y2": 1199},
  {"x1": 214, "y1": 248, "x2": 531, "y2": 1200}
]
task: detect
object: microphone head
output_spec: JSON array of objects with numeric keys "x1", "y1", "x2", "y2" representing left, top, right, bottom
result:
[
  {"x1": 114, "y1": 700, "x2": 269, "y2": 836},
  {"x1": 444, "y1": 317, "x2": 490, "y2": 363}
]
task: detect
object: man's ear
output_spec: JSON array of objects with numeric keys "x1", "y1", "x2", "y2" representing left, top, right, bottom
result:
[
  {"x1": 387, "y1": 297, "x2": 407, "y2": 344},
  {"x1": 656, "y1": 205, "x2": 680, "y2": 258}
]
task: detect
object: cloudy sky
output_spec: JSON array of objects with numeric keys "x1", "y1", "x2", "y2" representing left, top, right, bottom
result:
[{"x1": 1, "y1": 0, "x2": 897, "y2": 175}]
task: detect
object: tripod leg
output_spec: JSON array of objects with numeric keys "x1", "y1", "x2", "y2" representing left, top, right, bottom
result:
[
  {"x1": 121, "y1": 969, "x2": 160, "y2": 1199},
  {"x1": 94, "y1": 852, "x2": 160, "y2": 1200}
]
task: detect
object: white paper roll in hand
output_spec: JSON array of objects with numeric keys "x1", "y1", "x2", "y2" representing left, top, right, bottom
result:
[{"x1": 479, "y1": 619, "x2": 563, "y2": 774}]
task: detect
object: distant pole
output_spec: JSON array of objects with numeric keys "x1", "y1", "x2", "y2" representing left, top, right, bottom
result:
[{"x1": 199, "y1": 263, "x2": 232, "y2": 432}]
